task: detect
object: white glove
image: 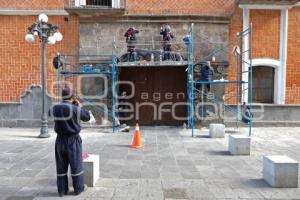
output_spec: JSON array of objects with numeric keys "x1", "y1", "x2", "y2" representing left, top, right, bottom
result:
[{"x1": 88, "y1": 110, "x2": 96, "y2": 124}]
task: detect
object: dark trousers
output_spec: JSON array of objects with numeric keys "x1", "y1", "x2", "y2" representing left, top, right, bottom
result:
[
  {"x1": 196, "y1": 83, "x2": 211, "y2": 93},
  {"x1": 55, "y1": 135, "x2": 84, "y2": 194},
  {"x1": 126, "y1": 47, "x2": 137, "y2": 62},
  {"x1": 163, "y1": 45, "x2": 172, "y2": 60},
  {"x1": 204, "y1": 84, "x2": 211, "y2": 92}
]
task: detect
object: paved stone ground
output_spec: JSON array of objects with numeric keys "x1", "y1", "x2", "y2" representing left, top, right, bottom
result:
[{"x1": 0, "y1": 126, "x2": 300, "y2": 200}]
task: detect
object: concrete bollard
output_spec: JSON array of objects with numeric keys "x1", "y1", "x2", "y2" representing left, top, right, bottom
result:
[
  {"x1": 228, "y1": 135, "x2": 251, "y2": 155},
  {"x1": 263, "y1": 155, "x2": 299, "y2": 188},
  {"x1": 83, "y1": 154, "x2": 99, "y2": 187},
  {"x1": 209, "y1": 124, "x2": 225, "y2": 138}
]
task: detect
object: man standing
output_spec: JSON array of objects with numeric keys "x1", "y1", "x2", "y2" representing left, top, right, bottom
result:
[
  {"x1": 124, "y1": 27, "x2": 139, "y2": 62},
  {"x1": 49, "y1": 87, "x2": 90, "y2": 196},
  {"x1": 160, "y1": 25, "x2": 175, "y2": 60},
  {"x1": 200, "y1": 61, "x2": 214, "y2": 93}
]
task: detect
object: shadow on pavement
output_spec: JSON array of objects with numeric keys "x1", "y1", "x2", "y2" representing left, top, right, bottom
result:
[
  {"x1": 244, "y1": 178, "x2": 271, "y2": 188},
  {"x1": 205, "y1": 150, "x2": 231, "y2": 156},
  {"x1": 5, "y1": 197, "x2": 34, "y2": 200}
]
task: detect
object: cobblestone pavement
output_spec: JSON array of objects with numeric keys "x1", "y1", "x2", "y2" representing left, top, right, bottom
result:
[{"x1": 0, "y1": 126, "x2": 299, "y2": 200}]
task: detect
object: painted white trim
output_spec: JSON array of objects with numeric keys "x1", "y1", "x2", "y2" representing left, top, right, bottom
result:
[
  {"x1": 112, "y1": 0, "x2": 120, "y2": 8},
  {"x1": 0, "y1": 10, "x2": 68, "y2": 16},
  {"x1": 239, "y1": 5, "x2": 293, "y2": 10},
  {"x1": 75, "y1": 0, "x2": 86, "y2": 7},
  {"x1": 251, "y1": 58, "x2": 280, "y2": 104},
  {"x1": 279, "y1": 9, "x2": 288, "y2": 104},
  {"x1": 251, "y1": 58, "x2": 280, "y2": 68},
  {"x1": 242, "y1": 8, "x2": 250, "y2": 103}
]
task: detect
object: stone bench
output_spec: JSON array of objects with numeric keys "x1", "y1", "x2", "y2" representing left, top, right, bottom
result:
[
  {"x1": 83, "y1": 154, "x2": 99, "y2": 187},
  {"x1": 228, "y1": 135, "x2": 251, "y2": 155},
  {"x1": 263, "y1": 155, "x2": 299, "y2": 188},
  {"x1": 209, "y1": 124, "x2": 225, "y2": 138}
]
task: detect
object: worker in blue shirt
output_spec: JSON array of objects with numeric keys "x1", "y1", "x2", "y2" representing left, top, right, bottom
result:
[
  {"x1": 200, "y1": 61, "x2": 214, "y2": 93},
  {"x1": 49, "y1": 87, "x2": 90, "y2": 197}
]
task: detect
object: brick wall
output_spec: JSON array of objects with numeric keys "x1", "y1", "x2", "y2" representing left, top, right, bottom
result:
[
  {"x1": 286, "y1": 7, "x2": 300, "y2": 104},
  {"x1": 226, "y1": 8, "x2": 283, "y2": 104},
  {"x1": 0, "y1": 0, "x2": 237, "y2": 16},
  {"x1": 251, "y1": 10, "x2": 280, "y2": 60},
  {"x1": 227, "y1": 8, "x2": 300, "y2": 104},
  {"x1": 0, "y1": 15, "x2": 79, "y2": 102},
  {"x1": 225, "y1": 7, "x2": 243, "y2": 104},
  {"x1": 0, "y1": 0, "x2": 65, "y2": 10},
  {"x1": 126, "y1": 0, "x2": 236, "y2": 16}
]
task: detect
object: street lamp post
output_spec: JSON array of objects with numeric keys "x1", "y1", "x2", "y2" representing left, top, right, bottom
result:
[{"x1": 25, "y1": 14, "x2": 63, "y2": 138}]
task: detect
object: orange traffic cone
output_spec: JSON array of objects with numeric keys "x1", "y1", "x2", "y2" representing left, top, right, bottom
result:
[{"x1": 130, "y1": 124, "x2": 143, "y2": 149}]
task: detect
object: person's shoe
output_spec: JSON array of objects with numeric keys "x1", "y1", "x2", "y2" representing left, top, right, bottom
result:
[
  {"x1": 58, "y1": 190, "x2": 68, "y2": 197},
  {"x1": 74, "y1": 184, "x2": 88, "y2": 196},
  {"x1": 120, "y1": 123, "x2": 127, "y2": 128},
  {"x1": 119, "y1": 125, "x2": 130, "y2": 132}
]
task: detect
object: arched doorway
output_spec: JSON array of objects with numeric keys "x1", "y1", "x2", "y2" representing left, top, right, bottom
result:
[{"x1": 251, "y1": 66, "x2": 275, "y2": 103}]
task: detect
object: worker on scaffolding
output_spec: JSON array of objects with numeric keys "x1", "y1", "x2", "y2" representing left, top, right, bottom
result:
[
  {"x1": 160, "y1": 25, "x2": 174, "y2": 61},
  {"x1": 124, "y1": 27, "x2": 139, "y2": 62},
  {"x1": 53, "y1": 52, "x2": 63, "y2": 69},
  {"x1": 199, "y1": 61, "x2": 214, "y2": 93}
]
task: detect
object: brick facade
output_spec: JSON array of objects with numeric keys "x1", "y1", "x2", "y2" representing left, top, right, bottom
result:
[
  {"x1": 1, "y1": 0, "x2": 300, "y2": 104},
  {"x1": 126, "y1": 0, "x2": 236, "y2": 16},
  {"x1": 0, "y1": 0, "x2": 65, "y2": 10},
  {"x1": 0, "y1": 15, "x2": 79, "y2": 102},
  {"x1": 226, "y1": 7, "x2": 243, "y2": 104},
  {"x1": 251, "y1": 10, "x2": 280, "y2": 60},
  {"x1": 227, "y1": 7, "x2": 300, "y2": 104},
  {"x1": 286, "y1": 7, "x2": 300, "y2": 104}
]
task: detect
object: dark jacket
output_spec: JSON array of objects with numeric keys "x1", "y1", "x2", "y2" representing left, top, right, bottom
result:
[
  {"x1": 200, "y1": 65, "x2": 214, "y2": 81},
  {"x1": 124, "y1": 28, "x2": 139, "y2": 42},
  {"x1": 160, "y1": 31, "x2": 174, "y2": 45},
  {"x1": 49, "y1": 101, "x2": 90, "y2": 136},
  {"x1": 53, "y1": 55, "x2": 63, "y2": 69},
  {"x1": 242, "y1": 108, "x2": 253, "y2": 124}
]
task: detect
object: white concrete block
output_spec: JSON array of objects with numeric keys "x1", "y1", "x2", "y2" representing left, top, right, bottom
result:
[
  {"x1": 263, "y1": 155, "x2": 299, "y2": 188},
  {"x1": 209, "y1": 124, "x2": 225, "y2": 138},
  {"x1": 83, "y1": 154, "x2": 99, "y2": 187},
  {"x1": 228, "y1": 135, "x2": 251, "y2": 155}
]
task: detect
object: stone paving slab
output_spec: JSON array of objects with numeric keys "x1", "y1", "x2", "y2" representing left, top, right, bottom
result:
[{"x1": 0, "y1": 127, "x2": 299, "y2": 199}]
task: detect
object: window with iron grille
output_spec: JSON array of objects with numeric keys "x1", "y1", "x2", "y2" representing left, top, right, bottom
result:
[{"x1": 75, "y1": 0, "x2": 121, "y2": 8}]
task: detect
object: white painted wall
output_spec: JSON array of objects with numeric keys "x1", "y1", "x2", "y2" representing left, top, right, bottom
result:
[
  {"x1": 279, "y1": 9, "x2": 289, "y2": 104},
  {"x1": 242, "y1": 8, "x2": 250, "y2": 103}
]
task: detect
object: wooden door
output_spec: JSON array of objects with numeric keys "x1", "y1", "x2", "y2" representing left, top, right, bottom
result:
[
  {"x1": 251, "y1": 66, "x2": 274, "y2": 103},
  {"x1": 119, "y1": 66, "x2": 187, "y2": 125}
]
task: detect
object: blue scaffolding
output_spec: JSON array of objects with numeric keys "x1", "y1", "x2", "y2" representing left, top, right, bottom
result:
[
  {"x1": 186, "y1": 23, "x2": 253, "y2": 137},
  {"x1": 56, "y1": 41, "x2": 119, "y2": 133},
  {"x1": 56, "y1": 24, "x2": 252, "y2": 135}
]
